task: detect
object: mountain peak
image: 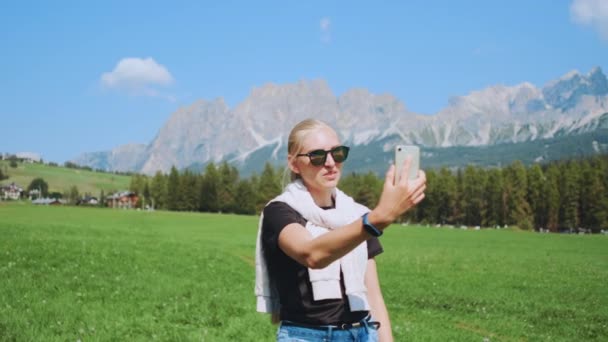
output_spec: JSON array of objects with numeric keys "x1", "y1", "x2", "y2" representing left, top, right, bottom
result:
[
  {"x1": 250, "y1": 79, "x2": 333, "y2": 98},
  {"x1": 588, "y1": 66, "x2": 608, "y2": 95},
  {"x1": 75, "y1": 68, "x2": 608, "y2": 175},
  {"x1": 589, "y1": 66, "x2": 603, "y2": 76},
  {"x1": 561, "y1": 69, "x2": 581, "y2": 81}
]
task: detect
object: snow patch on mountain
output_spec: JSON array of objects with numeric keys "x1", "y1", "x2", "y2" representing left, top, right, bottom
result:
[
  {"x1": 248, "y1": 127, "x2": 269, "y2": 145},
  {"x1": 353, "y1": 129, "x2": 380, "y2": 145},
  {"x1": 529, "y1": 125, "x2": 538, "y2": 140},
  {"x1": 271, "y1": 135, "x2": 283, "y2": 159}
]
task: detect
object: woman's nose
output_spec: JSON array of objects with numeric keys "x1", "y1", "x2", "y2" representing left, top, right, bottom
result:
[{"x1": 324, "y1": 153, "x2": 336, "y2": 166}]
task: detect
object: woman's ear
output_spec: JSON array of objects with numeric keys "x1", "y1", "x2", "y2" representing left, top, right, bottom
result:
[{"x1": 288, "y1": 155, "x2": 300, "y2": 175}]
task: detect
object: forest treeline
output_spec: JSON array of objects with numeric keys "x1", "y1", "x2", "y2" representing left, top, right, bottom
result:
[{"x1": 127, "y1": 155, "x2": 608, "y2": 232}]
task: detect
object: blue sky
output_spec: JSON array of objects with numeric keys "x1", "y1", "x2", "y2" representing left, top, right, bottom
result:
[{"x1": 1, "y1": 0, "x2": 607, "y2": 163}]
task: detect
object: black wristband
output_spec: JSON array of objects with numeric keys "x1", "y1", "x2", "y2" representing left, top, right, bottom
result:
[{"x1": 361, "y1": 212, "x2": 383, "y2": 237}]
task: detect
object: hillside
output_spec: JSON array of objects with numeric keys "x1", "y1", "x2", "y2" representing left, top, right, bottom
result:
[{"x1": 0, "y1": 161, "x2": 131, "y2": 195}]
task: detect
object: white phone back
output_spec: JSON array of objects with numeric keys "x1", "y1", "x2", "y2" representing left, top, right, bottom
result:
[{"x1": 395, "y1": 145, "x2": 420, "y2": 183}]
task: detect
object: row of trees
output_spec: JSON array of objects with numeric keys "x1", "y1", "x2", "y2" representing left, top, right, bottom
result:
[
  {"x1": 413, "y1": 156, "x2": 608, "y2": 232},
  {"x1": 63, "y1": 161, "x2": 135, "y2": 176},
  {"x1": 129, "y1": 162, "x2": 281, "y2": 215},
  {"x1": 128, "y1": 155, "x2": 608, "y2": 232}
]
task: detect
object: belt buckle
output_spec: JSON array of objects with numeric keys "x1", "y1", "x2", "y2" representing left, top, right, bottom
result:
[
  {"x1": 339, "y1": 322, "x2": 364, "y2": 329},
  {"x1": 339, "y1": 323, "x2": 352, "y2": 329}
]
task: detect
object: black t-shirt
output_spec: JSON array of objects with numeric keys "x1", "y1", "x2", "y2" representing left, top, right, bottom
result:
[{"x1": 261, "y1": 201, "x2": 383, "y2": 325}]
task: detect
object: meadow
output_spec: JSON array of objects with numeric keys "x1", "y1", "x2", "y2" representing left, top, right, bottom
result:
[
  {"x1": 0, "y1": 161, "x2": 130, "y2": 195},
  {"x1": 0, "y1": 202, "x2": 606, "y2": 341}
]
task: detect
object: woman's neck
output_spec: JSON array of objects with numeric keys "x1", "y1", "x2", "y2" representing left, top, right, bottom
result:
[{"x1": 308, "y1": 188, "x2": 334, "y2": 207}]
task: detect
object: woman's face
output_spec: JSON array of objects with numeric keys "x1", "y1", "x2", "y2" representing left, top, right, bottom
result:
[{"x1": 289, "y1": 127, "x2": 344, "y2": 194}]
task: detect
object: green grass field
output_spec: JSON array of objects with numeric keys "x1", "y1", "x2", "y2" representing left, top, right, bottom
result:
[
  {"x1": 1, "y1": 202, "x2": 606, "y2": 341},
  {"x1": 0, "y1": 161, "x2": 130, "y2": 195}
]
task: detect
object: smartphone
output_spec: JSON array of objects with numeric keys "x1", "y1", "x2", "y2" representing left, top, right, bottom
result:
[{"x1": 394, "y1": 145, "x2": 420, "y2": 183}]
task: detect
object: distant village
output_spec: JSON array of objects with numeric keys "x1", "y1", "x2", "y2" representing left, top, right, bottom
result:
[{"x1": 0, "y1": 152, "x2": 142, "y2": 209}]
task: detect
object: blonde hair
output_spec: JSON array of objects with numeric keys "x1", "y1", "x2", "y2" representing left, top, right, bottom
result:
[{"x1": 282, "y1": 118, "x2": 335, "y2": 186}]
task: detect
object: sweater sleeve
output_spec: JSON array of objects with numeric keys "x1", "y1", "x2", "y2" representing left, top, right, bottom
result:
[{"x1": 261, "y1": 201, "x2": 306, "y2": 256}]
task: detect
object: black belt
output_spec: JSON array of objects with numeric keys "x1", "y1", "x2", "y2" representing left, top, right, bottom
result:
[{"x1": 282, "y1": 317, "x2": 381, "y2": 330}]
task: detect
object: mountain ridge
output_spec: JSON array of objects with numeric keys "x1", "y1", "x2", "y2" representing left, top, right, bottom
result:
[{"x1": 73, "y1": 67, "x2": 608, "y2": 175}]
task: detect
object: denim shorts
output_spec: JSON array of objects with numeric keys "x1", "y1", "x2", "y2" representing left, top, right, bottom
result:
[{"x1": 276, "y1": 318, "x2": 379, "y2": 342}]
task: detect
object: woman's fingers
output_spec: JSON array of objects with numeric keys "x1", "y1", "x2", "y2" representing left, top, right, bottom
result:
[
  {"x1": 413, "y1": 192, "x2": 425, "y2": 204},
  {"x1": 385, "y1": 164, "x2": 396, "y2": 186},
  {"x1": 398, "y1": 156, "x2": 412, "y2": 186},
  {"x1": 413, "y1": 184, "x2": 426, "y2": 200}
]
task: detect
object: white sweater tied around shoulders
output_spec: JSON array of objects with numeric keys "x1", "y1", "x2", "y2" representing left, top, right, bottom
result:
[{"x1": 254, "y1": 179, "x2": 371, "y2": 314}]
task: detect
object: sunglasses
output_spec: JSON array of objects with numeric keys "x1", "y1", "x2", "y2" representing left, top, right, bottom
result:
[{"x1": 296, "y1": 145, "x2": 350, "y2": 166}]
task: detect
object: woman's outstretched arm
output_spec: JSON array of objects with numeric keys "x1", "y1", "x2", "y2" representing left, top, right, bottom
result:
[{"x1": 279, "y1": 160, "x2": 426, "y2": 269}]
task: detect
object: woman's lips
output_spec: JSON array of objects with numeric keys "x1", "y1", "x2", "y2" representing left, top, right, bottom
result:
[{"x1": 324, "y1": 170, "x2": 338, "y2": 179}]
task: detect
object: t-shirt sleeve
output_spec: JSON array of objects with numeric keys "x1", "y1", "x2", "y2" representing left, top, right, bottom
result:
[
  {"x1": 367, "y1": 236, "x2": 383, "y2": 259},
  {"x1": 262, "y1": 201, "x2": 305, "y2": 255}
]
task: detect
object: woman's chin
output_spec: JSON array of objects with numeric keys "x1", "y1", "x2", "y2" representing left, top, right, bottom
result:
[{"x1": 322, "y1": 177, "x2": 340, "y2": 188}]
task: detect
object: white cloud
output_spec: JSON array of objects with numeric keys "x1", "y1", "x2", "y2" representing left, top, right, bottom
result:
[
  {"x1": 320, "y1": 17, "x2": 331, "y2": 44},
  {"x1": 100, "y1": 57, "x2": 175, "y2": 99},
  {"x1": 570, "y1": 0, "x2": 608, "y2": 40}
]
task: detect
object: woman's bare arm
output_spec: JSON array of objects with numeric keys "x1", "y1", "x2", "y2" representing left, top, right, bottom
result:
[{"x1": 278, "y1": 160, "x2": 426, "y2": 269}]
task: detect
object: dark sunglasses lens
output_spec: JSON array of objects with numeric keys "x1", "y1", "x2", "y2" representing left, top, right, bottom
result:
[
  {"x1": 308, "y1": 150, "x2": 327, "y2": 166},
  {"x1": 331, "y1": 146, "x2": 349, "y2": 163}
]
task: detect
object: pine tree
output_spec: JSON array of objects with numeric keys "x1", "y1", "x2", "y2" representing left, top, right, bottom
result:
[
  {"x1": 129, "y1": 174, "x2": 147, "y2": 195},
  {"x1": 179, "y1": 170, "x2": 199, "y2": 211},
  {"x1": 504, "y1": 161, "x2": 532, "y2": 229},
  {"x1": 167, "y1": 166, "x2": 180, "y2": 211},
  {"x1": 200, "y1": 162, "x2": 220, "y2": 212},
  {"x1": 235, "y1": 179, "x2": 256, "y2": 215},
  {"x1": 527, "y1": 164, "x2": 545, "y2": 230},
  {"x1": 218, "y1": 161, "x2": 239, "y2": 213},
  {"x1": 484, "y1": 168, "x2": 505, "y2": 228},
  {"x1": 417, "y1": 169, "x2": 437, "y2": 224},
  {"x1": 150, "y1": 171, "x2": 167, "y2": 210},
  {"x1": 436, "y1": 167, "x2": 457, "y2": 225},
  {"x1": 143, "y1": 182, "x2": 150, "y2": 208},
  {"x1": 355, "y1": 172, "x2": 381, "y2": 210},
  {"x1": 257, "y1": 162, "x2": 282, "y2": 212},
  {"x1": 69, "y1": 185, "x2": 80, "y2": 205},
  {"x1": 544, "y1": 164, "x2": 561, "y2": 232},
  {"x1": 579, "y1": 160, "x2": 608, "y2": 232},
  {"x1": 462, "y1": 165, "x2": 485, "y2": 226},
  {"x1": 99, "y1": 189, "x2": 106, "y2": 208},
  {"x1": 453, "y1": 168, "x2": 465, "y2": 225},
  {"x1": 339, "y1": 172, "x2": 359, "y2": 199},
  {"x1": 592, "y1": 156, "x2": 608, "y2": 230},
  {"x1": 559, "y1": 161, "x2": 580, "y2": 231}
]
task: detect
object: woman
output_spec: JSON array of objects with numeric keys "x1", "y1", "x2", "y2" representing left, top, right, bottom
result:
[{"x1": 255, "y1": 119, "x2": 426, "y2": 341}]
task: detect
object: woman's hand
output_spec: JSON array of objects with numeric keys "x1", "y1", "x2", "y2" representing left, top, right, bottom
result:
[{"x1": 368, "y1": 156, "x2": 426, "y2": 229}]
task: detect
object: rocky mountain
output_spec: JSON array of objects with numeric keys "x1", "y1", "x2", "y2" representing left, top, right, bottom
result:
[
  {"x1": 74, "y1": 143, "x2": 147, "y2": 172},
  {"x1": 73, "y1": 67, "x2": 608, "y2": 175}
]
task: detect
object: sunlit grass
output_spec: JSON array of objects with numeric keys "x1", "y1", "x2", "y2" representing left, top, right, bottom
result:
[{"x1": 0, "y1": 203, "x2": 606, "y2": 341}]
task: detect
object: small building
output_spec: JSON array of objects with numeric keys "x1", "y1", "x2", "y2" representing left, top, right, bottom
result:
[
  {"x1": 77, "y1": 196, "x2": 99, "y2": 206},
  {"x1": 16, "y1": 152, "x2": 42, "y2": 163},
  {"x1": 32, "y1": 197, "x2": 65, "y2": 205},
  {"x1": 28, "y1": 188, "x2": 41, "y2": 200},
  {"x1": 1, "y1": 183, "x2": 23, "y2": 200},
  {"x1": 106, "y1": 191, "x2": 139, "y2": 209}
]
